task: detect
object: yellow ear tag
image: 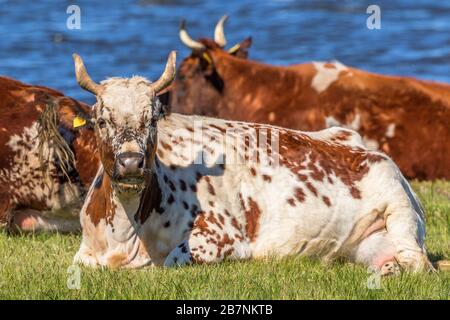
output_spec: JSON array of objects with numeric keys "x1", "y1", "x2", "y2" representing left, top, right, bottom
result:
[
  {"x1": 73, "y1": 116, "x2": 87, "y2": 128},
  {"x1": 202, "y1": 52, "x2": 213, "y2": 64}
]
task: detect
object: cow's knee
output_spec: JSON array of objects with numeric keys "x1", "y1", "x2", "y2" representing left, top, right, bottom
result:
[
  {"x1": 164, "y1": 241, "x2": 193, "y2": 267},
  {"x1": 164, "y1": 236, "x2": 229, "y2": 267},
  {"x1": 73, "y1": 243, "x2": 99, "y2": 268}
]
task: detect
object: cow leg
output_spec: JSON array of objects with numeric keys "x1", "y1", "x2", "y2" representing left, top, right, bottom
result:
[
  {"x1": 164, "y1": 240, "x2": 193, "y2": 267},
  {"x1": 383, "y1": 185, "x2": 433, "y2": 272},
  {"x1": 0, "y1": 193, "x2": 13, "y2": 230},
  {"x1": 73, "y1": 242, "x2": 99, "y2": 267},
  {"x1": 384, "y1": 209, "x2": 432, "y2": 272},
  {"x1": 352, "y1": 231, "x2": 400, "y2": 276},
  {"x1": 164, "y1": 230, "x2": 245, "y2": 267},
  {"x1": 9, "y1": 209, "x2": 80, "y2": 234},
  {"x1": 164, "y1": 215, "x2": 248, "y2": 267},
  {"x1": 164, "y1": 238, "x2": 227, "y2": 267}
]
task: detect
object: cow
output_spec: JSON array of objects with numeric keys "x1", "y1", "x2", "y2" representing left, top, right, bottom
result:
[
  {"x1": 0, "y1": 76, "x2": 99, "y2": 233},
  {"x1": 170, "y1": 16, "x2": 450, "y2": 181},
  {"x1": 72, "y1": 51, "x2": 432, "y2": 275}
]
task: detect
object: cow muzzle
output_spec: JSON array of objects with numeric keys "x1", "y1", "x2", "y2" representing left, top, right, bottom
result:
[{"x1": 113, "y1": 152, "x2": 146, "y2": 192}]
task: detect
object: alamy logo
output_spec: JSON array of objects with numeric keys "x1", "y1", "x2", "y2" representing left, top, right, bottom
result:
[
  {"x1": 67, "y1": 265, "x2": 81, "y2": 290},
  {"x1": 366, "y1": 5, "x2": 381, "y2": 30},
  {"x1": 66, "y1": 5, "x2": 81, "y2": 30},
  {"x1": 366, "y1": 266, "x2": 382, "y2": 290}
]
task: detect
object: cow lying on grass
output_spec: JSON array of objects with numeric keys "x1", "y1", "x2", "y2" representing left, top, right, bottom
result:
[
  {"x1": 0, "y1": 77, "x2": 98, "y2": 233},
  {"x1": 72, "y1": 51, "x2": 432, "y2": 275},
  {"x1": 171, "y1": 16, "x2": 450, "y2": 181}
]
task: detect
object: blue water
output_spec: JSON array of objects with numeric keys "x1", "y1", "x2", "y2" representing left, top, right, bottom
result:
[{"x1": 0, "y1": 0, "x2": 449, "y2": 104}]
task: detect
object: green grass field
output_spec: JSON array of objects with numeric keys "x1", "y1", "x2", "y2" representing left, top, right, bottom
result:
[{"x1": 0, "y1": 181, "x2": 449, "y2": 300}]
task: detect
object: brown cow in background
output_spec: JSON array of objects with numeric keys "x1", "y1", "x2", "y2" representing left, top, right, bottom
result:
[
  {"x1": 0, "y1": 76, "x2": 99, "y2": 233},
  {"x1": 170, "y1": 16, "x2": 450, "y2": 180}
]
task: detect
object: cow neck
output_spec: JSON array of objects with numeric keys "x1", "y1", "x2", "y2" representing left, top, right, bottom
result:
[
  {"x1": 72, "y1": 127, "x2": 99, "y2": 187},
  {"x1": 211, "y1": 51, "x2": 311, "y2": 90},
  {"x1": 210, "y1": 52, "x2": 306, "y2": 112},
  {"x1": 112, "y1": 187, "x2": 145, "y2": 229},
  {"x1": 212, "y1": 51, "x2": 297, "y2": 84},
  {"x1": 104, "y1": 165, "x2": 163, "y2": 228},
  {"x1": 134, "y1": 170, "x2": 163, "y2": 225}
]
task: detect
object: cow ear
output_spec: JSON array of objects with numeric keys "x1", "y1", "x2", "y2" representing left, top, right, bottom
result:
[
  {"x1": 41, "y1": 94, "x2": 91, "y2": 129},
  {"x1": 49, "y1": 95, "x2": 92, "y2": 130},
  {"x1": 157, "y1": 90, "x2": 170, "y2": 107},
  {"x1": 228, "y1": 37, "x2": 252, "y2": 58},
  {"x1": 153, "y1": 97, "x2": 169, "y2": 121},
  {"x1": 155, "y1": 83, "x2": 172, "y2": 115}
]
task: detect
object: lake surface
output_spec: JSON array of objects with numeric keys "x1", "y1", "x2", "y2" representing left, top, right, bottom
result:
[{"x1": 0, "y1": 0, "x2": 449, "y2": 104}]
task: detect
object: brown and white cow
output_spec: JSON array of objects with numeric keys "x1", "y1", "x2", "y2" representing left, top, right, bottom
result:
[
  {"x1": 170, "y1": 16, "x2": 450, "y2": 181},
  {"x1": 0, "y1": 76, "x2": 99, "y2": 232},
  {"x1": 72, "y1": 51, "x2": 432, "y2": 275}
]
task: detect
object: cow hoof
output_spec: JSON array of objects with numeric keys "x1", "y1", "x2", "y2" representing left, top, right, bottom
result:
[
  {"x1": 380, "y1": 261, "x2": 400, "y2": 276},
  {"x1": 73, "y1": 250, "x2": 99, "y2": 268},
  {"x1": 396, "y1": 251, "x2": 434, "y2": 273}
]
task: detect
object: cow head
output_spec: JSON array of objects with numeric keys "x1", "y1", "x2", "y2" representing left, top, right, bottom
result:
[
  {"x1": 171, "y1": 16, "x2": 252, "y2": 116},
  {"x1": 179, "y1": 15, "x2": 252, "y2": 60},
  {"x1": 73, "y1": 52, "x2": 176, "y2": 195}
]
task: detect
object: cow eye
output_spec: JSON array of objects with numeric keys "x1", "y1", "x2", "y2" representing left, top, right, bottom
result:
[{"x1": 97, "y1": 118, "x2": 106, "y2": 129}]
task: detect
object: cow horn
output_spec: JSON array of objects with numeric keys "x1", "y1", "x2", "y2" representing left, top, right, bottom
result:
[
  {"x1": 72, "y1": 54, "x2": 102, "y2": 95},
  {"x1": 150, "y1": 51, "x2": 177, "y2": 93},
  {"x1": 179, "y1": 20, "x2": 205, "y2": 50},
  {"x1": 214, "y1": 15, "x2": 228, "y2": 47},
  {"x1": 227, "y1": 43, "x2": 241, "y2": 54}
]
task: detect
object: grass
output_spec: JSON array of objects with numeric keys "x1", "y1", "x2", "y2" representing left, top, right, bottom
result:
[{"x1": 0, "y1": 181, "x2": 449, "y2": 300}]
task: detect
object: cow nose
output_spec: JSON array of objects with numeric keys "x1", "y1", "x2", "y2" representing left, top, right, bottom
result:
[{"x1": 116, "y1": 152, "x2": 145, "y2": 177}]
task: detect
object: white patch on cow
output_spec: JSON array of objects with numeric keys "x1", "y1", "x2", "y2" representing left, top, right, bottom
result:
[
  {"x1": 315, "y1": 126, "x2": 365, "y2": 147},
  {"x1": 100, "y1": 76, "x2": 153, "y2": 128},
  {"x1": 6, "y1": 124, "x2": 37, "y2": 153},
  {"x1": 311, "y1": 61, "x2": 348, "y2": 93},
  {"x1": 325, "y1": 116, "x2": 341, "y2": 128},
  {"x1": 327, "y1": 113, "x2": 360, "y2": 130},
  {"x1": 362, "y1": 137, "x2": 379, "y2": 151},
  {"x1": 385, "y1": 123, "x2": 396, "y2": 138},
  {"x1": 324, "y1": 114, "x2": 379, "y2": 150},
  {"x1": 349, "y1": 114, "x2": 361, "y2": 131}
]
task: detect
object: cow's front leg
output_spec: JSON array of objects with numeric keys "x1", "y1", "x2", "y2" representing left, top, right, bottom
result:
[
  {"x1": 164, "y1": 240, "x2": 193, "y2": 267},
  {"x1": 73, "y1": 242, "x2": 100, "y2": 268},
  {"x1": 164, "y1": 230, "x2": 242, "y2": 267}
]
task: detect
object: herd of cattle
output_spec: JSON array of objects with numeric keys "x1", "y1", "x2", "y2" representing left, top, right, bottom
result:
[{"x1": 1, "y1": 17, "x2": 448, "y2": 274}]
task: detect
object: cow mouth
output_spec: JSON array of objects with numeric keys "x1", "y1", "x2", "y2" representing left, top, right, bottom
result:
[{"x1": 113, "y1": 178, "x2": 146, "y2": 193}]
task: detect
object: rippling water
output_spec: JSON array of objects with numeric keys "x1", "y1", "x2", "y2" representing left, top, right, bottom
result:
[{"x1": 0, "y1": 0, "x2": 449, "y2": 104}]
